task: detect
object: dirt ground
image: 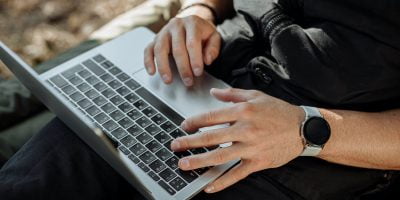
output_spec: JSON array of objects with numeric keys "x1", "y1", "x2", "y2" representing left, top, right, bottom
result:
[{"x1": 0, "y1": 0, "x2": 146, "y2": 79}]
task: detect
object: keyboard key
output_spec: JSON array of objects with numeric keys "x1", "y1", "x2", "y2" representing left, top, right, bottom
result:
[
  {"x1": 101, "y1": 103, "x2": 116, "y2": 114},
  {"x1": 84, "y1": 89, "x2": 99, "y2": 99},
  {"x1": 110, "y1": 110, "x2": 124, "y2": 121},
  {"x1": 130, "y1": 143, "x2": 146, "y2": 156},
  {"x1": 61, "y1": 65, "x2": 84, "y2": 79},
  {"x1": 94, "y1": 113, "x2": 110, "y2": 124},
  {"x1": 175, "y1": 169, "x2": 198, "y2": 183},
  {"x1": 118, "y1": 117, "x2": 134, "y2": 129},
  {"x1": 151, "y1": 114, "x2": 167, "y2": 125},
  {"x1": 103, "y1": 120, "x2": 118, "y2": 132},
  {"x1": 93, "y1": 96, "x2": 107, "y2": 106},
  {"x1": 148, "y1": 171, "x2": 161, "y2": 182},
  {"x1": 160, "y1": 121, "x2": 176, "y2": 133},
  {"x1": 109, "y1": 67, "x2": 122, "y2": 75},
  {"x1": 86, "y1": 105, "x2": 101, "y2": 116},
  {"x1": 69, "y1": 92, "x2": 85, "y2": 102},
  {"x1": 111, "y1": 128, "x2": 128, "y2": 139},
  {"x1": 108, "y1": 80, "x2": 122, "y2": 89},
  {"x1": 117, "y1": 73, "x2": 130, "y2": 82},
  {"x1": 125, "y1": 79, "x2": 140, "y2": 90},
  {"x1": 133, "y1": 100, "x2": 148, "y2": 110},
  {"x1": 118, "y1": 102, "x2": 134, "y2": 113},
  {"x1": 174, "y1": 151, "x2": 191, "y2": 159},
  {"x1": 86, "y1": 76, "x2": 100, "y2": 85},
  {"x1": 118, "y1": 146, "x2": 130, "y2": 155},
  {"x1": 83, "y1": 59, "x2": 106, "y2": 76},
  {"x1": 155, "y1": 148, "x2": 173, "y2": 161},
  {"x1": 128, "y1": 154, "x2": 140, "y2": 164},
  {"x1": 154, "y1": 131, "x2": 172, "y2": 144},
  {"x1": 190, "y1": 148, "x2": 207, "y2": 155},
  {"x1": 101, "y1": 60, "x2": 114, "y2": 69},
  {"x1": 68, "y1": 75, "x2": 83, "y2": 86},
  {"x1": 127, "y1": 125, "x2": 143, "y2": 136},
  {"x1": 137, "y1": 132, "x2": 152, "y2": 144},
  {"x1": 136, "y1": 116, "x2": 152, "y2": 128},
  {"x1": 166, "y1": 156, "x2": 179, "y2": 170},
  {"x1": 170, "y1": 129, "x2": 186, "y2": 138},
  {"x1": 138, "y1": 162, "x2": 150, "y2": 172},
  {"x1": 101, "y1": 88, "x2": 116, "y2": 98},
  {"x1": 149, "y1": 159, "x2": 167, "y2": 173},
  {"x1": 93, "y1": 54, "x2": 106, "y2": 63},
  {"x1": 127, "y1": 109, "x2": 142, "y2": 120},
  {"x1": 158, "y1": 180, "x2": 176, "y2": 195},
  {"x1": 77, "y1": 83, "x2": 91, "y2": 92},
  {"x1": 164, "y1": 140, "x2": 173, "y2": 151},
  {"x1": 94, "y1": 82, "x2": 108, "y2": 92},
  {"x1": 195, "y1": 167, "x2": 208, "y2": 175},
  {"x1": 159, "y1": 168, "x2": 176, "y2": 182},
  {"x1": 116, "y1": 86, "x2": 130, "y2": 96},
  {"x1": 50, "y1": 75, "x2": 68, "y2": 88},
  {"x1": 146, "y1": 140, "x2": 162, "y2": 153},
  {"x1": 125, "y1": 93, "x2": 139, "y2": 103},
  {"x1": 121, "y1": 135, "x2": 137, "y2": 148},
  {"x1": 136, "y1": 87, "x2": 184, "y2": 125},
  {"x1": 77, "y1": 98, "x2": 93, "y2": 109},
  {"x1": 100, "y1": 73, "x2": 114, "y2": 82},
  {"x1": 139, "y1": 151, "x2": 157, "y2": 164},
  {"x1": 78, "y1": 69, "x2": 91, "y2": 79},
  {"x1": 110, "y1": 95, "x2": 124, "y2": 106},
  {"x1": 170, "y1": 177, "x2": 187, "y2": 191},
  {"x1": 61, "y1": 85, "x2": 76, "y2": 95},
  {"x1": 145, "y1": 124, "x2": 161, "y2": 135},
  {"x1": 143, "y1": 107, "x2": 157, "y2": 118}
]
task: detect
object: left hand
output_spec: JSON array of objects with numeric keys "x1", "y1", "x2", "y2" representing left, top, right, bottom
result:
[{"x1": 170, "y1": 88, "x2": 305, "y2": 193}]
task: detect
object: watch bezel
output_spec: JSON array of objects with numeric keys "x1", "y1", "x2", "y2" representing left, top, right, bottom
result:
[{"x1": 302, "y1": 116, "x2": 331, "y2": 146}]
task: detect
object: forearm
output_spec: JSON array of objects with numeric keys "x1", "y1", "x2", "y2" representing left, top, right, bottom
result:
[
  {"x1": 180, "y1": 0, "x2": 234, "y2": 22},
  {"x1": 319, "y1": 108, "x2": 400, "y2": 170}
]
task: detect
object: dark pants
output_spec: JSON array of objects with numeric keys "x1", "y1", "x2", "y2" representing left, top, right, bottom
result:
[{"x1": 0, "y1": 8, "x2": 399, "y2": 200}]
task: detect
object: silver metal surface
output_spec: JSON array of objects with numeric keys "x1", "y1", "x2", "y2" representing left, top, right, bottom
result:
[{"x1": 300, "y1": 105, "x2": 323, "y2": 157}]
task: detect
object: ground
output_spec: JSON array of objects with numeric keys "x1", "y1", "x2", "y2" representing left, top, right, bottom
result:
[{"x1": 0, "y1": 0, "x2": 146, "y2": 79}]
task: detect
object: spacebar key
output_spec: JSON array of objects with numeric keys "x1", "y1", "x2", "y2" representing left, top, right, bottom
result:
[{"x1": 135, "y1": 87, "x2": 184, "y2": 125}]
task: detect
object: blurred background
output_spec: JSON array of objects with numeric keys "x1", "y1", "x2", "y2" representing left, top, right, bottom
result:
[{"x1": 0, "y1": 0, "x2": 146, "y2": 79}]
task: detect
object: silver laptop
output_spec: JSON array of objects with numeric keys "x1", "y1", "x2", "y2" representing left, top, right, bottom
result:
[{"x1": 0, "y1": 27, "x2": 238, "y2": 200}]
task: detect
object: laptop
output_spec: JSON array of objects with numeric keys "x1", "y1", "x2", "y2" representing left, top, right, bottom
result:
[{"x1": 0, "y1": 27, "x2": 238, "y2": 200}]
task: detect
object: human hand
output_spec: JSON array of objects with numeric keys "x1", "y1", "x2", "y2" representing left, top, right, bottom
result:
[
  {"x1": 143, "y1": 7, "x2": 221, "y2": 86},
  {"x1": 171, "y1": 88, "x2": 305, "y2": 193}
]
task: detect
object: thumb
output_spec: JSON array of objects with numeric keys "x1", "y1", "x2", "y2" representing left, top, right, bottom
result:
[
  {"x1": 210, "y1": 88, "x2": 258, "y2": 103},
  {"x1": 203, "y1": 31, "x2": 221, "y2": 65}
]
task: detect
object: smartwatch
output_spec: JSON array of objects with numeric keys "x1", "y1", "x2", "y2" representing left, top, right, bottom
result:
[{"x1": 299, "y1": 106, "x2": 331, "y2": 156}]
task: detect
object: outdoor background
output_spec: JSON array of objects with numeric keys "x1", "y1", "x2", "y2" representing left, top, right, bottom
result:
[{"x1": 0, "y1": 0, "x2": 146, "y2": 79}]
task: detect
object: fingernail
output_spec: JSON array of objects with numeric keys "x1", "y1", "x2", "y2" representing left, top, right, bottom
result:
[
  {"x1": 207, "y1": 54, "x2": 213, "y2": 64},
  {"x1": 146, "y1": 67, "x2": 153, "y2": 75},
  {"x1": 171, "y1": 140, "x2": 180, "y2": 151},
  {"x1": 162, "y1": 74, "x2": 170, "y2": 82},
  {"x1": 183, "y1": 77, "x2": 193, "y2": 86},
  {"x1": 181, "y1": 121, "x2": 187, "y2": 129},
  {"x1": 179, "y1": 158, "x2": 190, "y2": 169},
  {"x1": 193, "y1": 68, "x2": 202, "y2": 77},
  {"x1": 205, "y1": 185, "x2": 214, "y2": 193}
]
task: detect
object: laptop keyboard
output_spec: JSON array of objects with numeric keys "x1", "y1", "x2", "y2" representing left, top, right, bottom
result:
[{"x1": 47, "y1": 54, "x2": 212, "y2": 195}]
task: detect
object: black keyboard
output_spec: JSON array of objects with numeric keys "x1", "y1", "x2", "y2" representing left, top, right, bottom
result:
[{"x1": 48, "y1": 54, "x2": 211, "y2": 195}]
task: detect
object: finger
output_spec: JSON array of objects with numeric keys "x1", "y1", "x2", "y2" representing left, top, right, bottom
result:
[
  {"x1": 171, "y1": 127, "x2": 237, "y2": 152},
  {"x1": 144, "y1": 41, "x2": 156, "y2": 75},
  {"x1": 186, "y1": 24, "x2": 204, "y2": 77},
  {"x1": 154, "y1": 33, "x2": 173, "y2": 84},
  {"x1": 204, "y1": 161, "x2": 251, "y2": 193},
  {"x1": 210, "y1": 88, "x2": 260, "y2": 103},
  {"x1": 170, "y1": 29, "x2": 194, "y2": 86},
  {"x1": 203, "y1": 31, "x2": 221, "y2": 65},
  {"x1": 178, "y1": 146, "x2": 240, "y2": 170},
  {"x1": 181, "y1": 106, "x2": 238, "y2": 132}
]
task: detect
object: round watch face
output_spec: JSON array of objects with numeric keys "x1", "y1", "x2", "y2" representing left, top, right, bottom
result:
[{"x1": 303, "y1": 117, "x2": 331, "y2": 145}]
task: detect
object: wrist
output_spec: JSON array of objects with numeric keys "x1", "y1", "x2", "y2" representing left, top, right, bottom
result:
[{"x1": 177, "y1": 4, "x2": 216, "y2": 24}]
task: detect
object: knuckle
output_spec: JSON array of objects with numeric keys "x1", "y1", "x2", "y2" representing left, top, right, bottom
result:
[
  {"x1": 202, "y1": 132, "x2": 215, "y2": 144},
  {"x1": 204, "y1": 111, "x2": 217, "y2": 123},
  {"x1": 186, "y1": 40, "x2": 197, "y2": 49},
  {"x1": 172, "y1": 47, "x2": 186, "y2": 58},
  {"x1": 237, "y1": 102, "x2": 254, "y2": 116},
  {"x1": 213, "y1": 151, "x2": 225, "y2": 164},
  {"x1": 153, "y1": 43, "x2": 165, "y2": 55}
]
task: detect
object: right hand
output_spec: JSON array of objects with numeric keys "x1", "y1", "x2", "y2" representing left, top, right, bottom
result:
[{"x1": 143, "y1": 8, "x2": 222, "y2": 87}]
